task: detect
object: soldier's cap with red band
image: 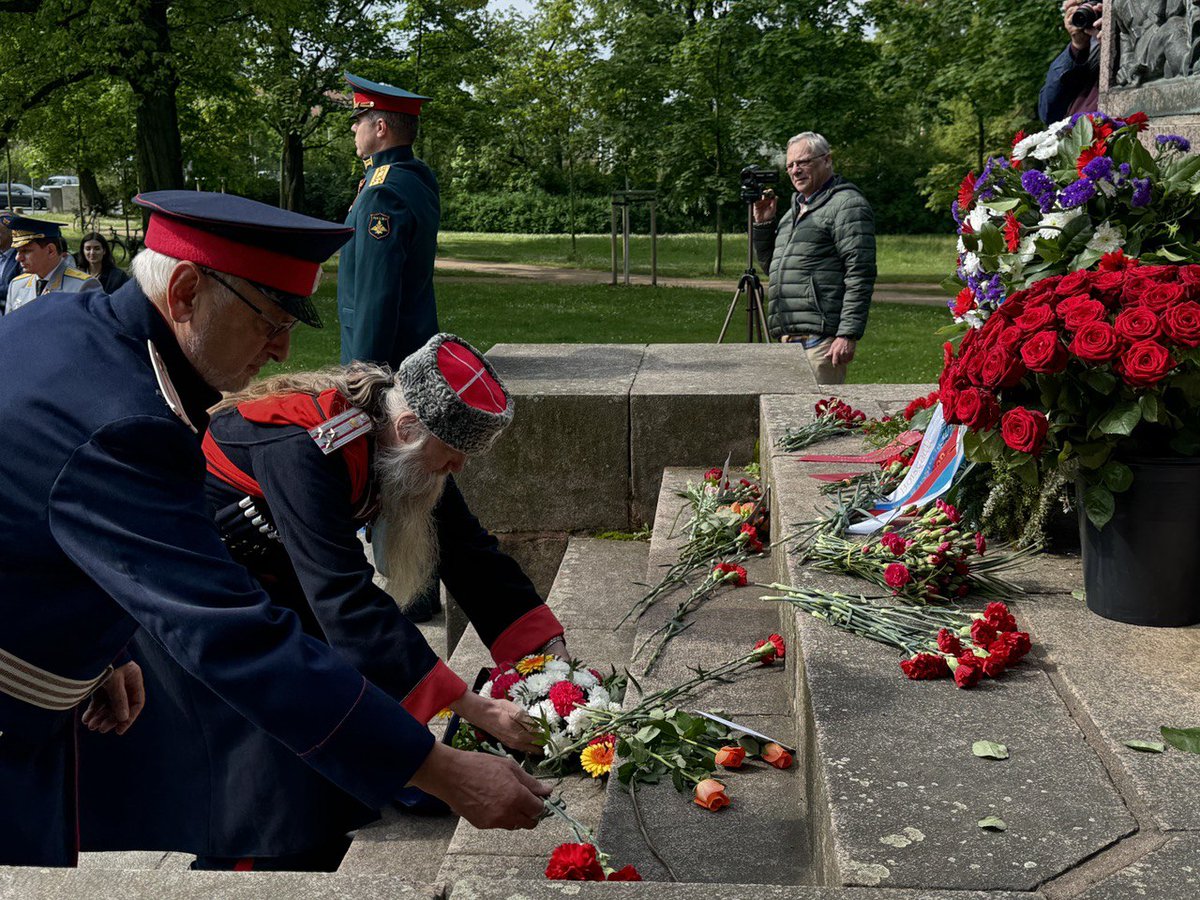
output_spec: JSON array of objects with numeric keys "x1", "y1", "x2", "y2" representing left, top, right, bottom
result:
[
  {"x1": 345, "y1": 71, "x2": 430, "y2": 119},
  {"x1": 398, "y1": 333, "x2": 514, "y2": 455},
  {"x1": 133, "y1": 190, "x2": 354, "y2": 328}
]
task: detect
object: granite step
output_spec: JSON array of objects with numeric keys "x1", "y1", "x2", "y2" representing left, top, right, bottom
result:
[
  {"x1": 761, "y1": 390, "x2": 1142, "y2": 893},
  {"x1": 434, "y1": 537, "x2": 648, "y2": 883},
  {"x1": 446, "y1": 877, "x2": 1041, "y2": 899},
  {"x1": 0, "y1": 869, "x2": 440, "y2": 899}
]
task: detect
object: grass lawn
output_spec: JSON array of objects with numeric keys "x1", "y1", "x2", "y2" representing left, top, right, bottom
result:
[
  {"x1": 436, "y1": 232, "x2": 956, "y2": 284},
  {"x1": 269, "y1": 280, "x2": 946, "y2": 386}
]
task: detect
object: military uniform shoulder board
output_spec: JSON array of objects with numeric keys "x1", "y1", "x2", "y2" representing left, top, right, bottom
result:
[
  {"x1": 147, "y1": 340, "x2": 197, "y2": 434},
  {"x1": 12, "y1": 273, "x2": 34, "y2": 285},
  {"x1": 309, "y1": 406, "x2": 373, "y2": 455},
  {"x1": 368, "y1": 164, "x2": 391, "y2": 188},
  {"x1": 64, "y1": 267, "x2": 90, "y2": 279}
]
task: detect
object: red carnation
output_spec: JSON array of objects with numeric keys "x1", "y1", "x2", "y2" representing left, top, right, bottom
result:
[
  {"x1": 1114, "y1": 306, "x2": 1161, "y2": 342},
  {"x1": 713, "y1": 562, "x2": 749, "y2": 586},
  {"x1": 885, "y1": 563, "x2": 912, "y2": 589},
  {"x1": 755, "y1": 633, "x2": 786, "y2": 665},
  {"x1": 880, "y1": 531, "x2": 910, "y2": 556},
  {"x1": 739, "y1": 522, "x2": 764, "y2": 554},
  {"x1": 975, "y1": 531, "x2": 986, "y2": 555},
  {"x1": 900, "y1": 652, "x2": 951, "y2": 680},
  {"x1": 1003, "y1": 212, "x2": 1021, "y2": 253},
  {"x1": 1099, "y1": 249, "x2": 1140, "y2": 271},
  {"x1": 1117, "y1": 340, "x2": 1175, "y2": 387},
  {"x1": 1069, "y1": 321, "x2": 1122, "y2": 364},
  {"x1": 1163, "y1": 301, "x2": 1200, "y2": 347},
  {"x1": 548, "y1": 680, "x2": 586, "y2": 718},
  {"x1": 1020, "y1": 330, "x2": 1068, "y2": 374},
  {"x1": 982, "y1": 642, "x2": 1011, "y2": 678},
  {"x1": 954, "y1": 658, "x2": 983, "y2": 689},
  {"x1": 491, "y1": 672, "x2": 524, "y2": 700},
  {"x1": 546, "y1": 843, "x2": 605, "y2": 881},
  {"x1": 1000, "y1": 407, "x2": 1049, "y2": 455},
  {"x1": 703, "y1": 467, "x2": 724, "y2": 485},
  {"x1": 607, "y1": 866, "x2": 643, "y2": 882},
  {"x1": 936, "y1": 628, "x2": 964, "y2": 655},
  {"x1": 970, "y1": 619, "x2": 998, "y2": 647},
  {"x1": 957, "y1": 172, "x2": 976, "y2": 212},
  {"x1": 996, "y1": 631, "x2": 1032, "y2": 662},
  {"x1": 983, "y1": 601, "x2": 1016, "y2": 631}
]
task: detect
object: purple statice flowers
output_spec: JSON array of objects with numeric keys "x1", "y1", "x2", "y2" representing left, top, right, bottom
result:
[
  {"x1": 1059, "y1": 178, "x2": 1097, "y2": 209},
  {"x1": 1155, "y1": 134, "x2": 1192, "y2": 153},
  {"x1": 1131, "y1": 178, "x2": 1152, "y2": 208},
  {"x1": 1020, "y1": 169, "x2": 1057, "y2": 213}
]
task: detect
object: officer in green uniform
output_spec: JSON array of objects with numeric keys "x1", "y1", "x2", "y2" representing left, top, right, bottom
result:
[
  {"x1": 338, "y1": 72, "x2": 439, "y2": 368},
  {"x1": 4, "y1": 216, "x2": 101, "y2": 314}
]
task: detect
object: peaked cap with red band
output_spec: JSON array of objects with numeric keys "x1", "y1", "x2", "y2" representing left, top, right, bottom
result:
[
  {"x1": 345, "y1": 71, "x2": 430, "y2": 119},
  {"x1": 398, "y1": 333, "x2": 513, "y2": 455},
  {"x1": 133, "y1": 190, "x2": 354, "y2": 328}
]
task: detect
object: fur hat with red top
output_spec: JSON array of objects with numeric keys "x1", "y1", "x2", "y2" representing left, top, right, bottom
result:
[{"x1": 398, "y1": 334, "x2": 513, "y2": 454}]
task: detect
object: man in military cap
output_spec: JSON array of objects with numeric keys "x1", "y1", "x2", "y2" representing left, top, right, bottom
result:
[
  {"x1": 0, "y1": 190, "x2": 550, "y2": 867},
  {"x1": 0, "y1": 213, "x2": 20, "y2": 309},
  {"x1": 4, "y1": 214, "x2": 100, "y2": 314},
  {"x1": 338, "y1": 71, "x2": 438, "y2": 368}
]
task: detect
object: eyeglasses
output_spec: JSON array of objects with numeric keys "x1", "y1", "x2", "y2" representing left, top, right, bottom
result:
[
  {"x1": 202, "y1": 268, "x2": 298, "y2": 340},
  {"x1": 786, "y1": 154, "x2": 829, "y2": 171}
]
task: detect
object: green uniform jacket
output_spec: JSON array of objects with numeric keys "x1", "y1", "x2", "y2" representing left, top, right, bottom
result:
[
  {"x1": 752, "y1": 175, "x2": 877, "y2": 342},
  {"x1": 338, "y1": 144, "x2": 440, "y2": 368}
]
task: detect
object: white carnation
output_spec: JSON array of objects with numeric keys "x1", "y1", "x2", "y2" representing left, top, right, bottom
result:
[
  {"x1": 1036, "y1": 208, "x2": 1082, "y2": 241},
  {"x1": 478, "y1": 680, "x2": 494, "y2": 699},
  {"x1": 522, "y1": 673, "x2": 555, "y2": 698},
  {"x1": 543, "y1": 659, "x2": 570, "y2": 679},
  {"x1": 960, "y1": 252, "x2": 982, "y2": 277},
  {"x1": 607, "y1": 701, "x2": 623, "y2": 713},
  {"x1": 570, "y1": 668, "x2": 599, "y2": 690},
  {"x1": 1087, "y1": 221, "x2": 1124, "y2": 254},
  {"x1": 586, "y1": 685, "x2": 611, "y2": 707},
  {"x1": 565, "y1": 707, "x2": 595, "y2": 736},
  {"x1": 529, "y1": 698, "x2": 562, "y2": 728},
  {"x1": 1017, "y1": 235, "x2": 1037, "y2": 263},
  {"x1": 966, "y1": 205, "x2": 992, "y2": 234}
]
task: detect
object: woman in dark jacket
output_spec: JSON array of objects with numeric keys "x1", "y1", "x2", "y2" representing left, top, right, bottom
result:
[{"x1": 78, "y1": 231, "x2": 130, "y2": 294}]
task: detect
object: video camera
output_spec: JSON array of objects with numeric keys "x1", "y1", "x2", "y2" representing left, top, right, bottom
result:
[{"x1": 740, "y1": 165, "x2": 778, "y2": 203}]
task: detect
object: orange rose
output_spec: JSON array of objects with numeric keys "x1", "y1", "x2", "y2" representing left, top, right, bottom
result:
[
  {"x1": 693, "y1": 778, "x2": 730, "y2": 811},
  {"x1": 762, "y1": 742, "x2": 793, "y2": 769},
  {"x1": 714, "y1": 746, "x2": 746, "y2": 769}
]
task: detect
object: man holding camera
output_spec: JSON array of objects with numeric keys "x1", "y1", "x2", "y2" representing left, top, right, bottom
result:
[
  {"x1": 752, "y1": 132, "x2": 876, "y2": 385},
  {"x1": 1038, "y1": 2, "x2": 1102, "y2": 124}
]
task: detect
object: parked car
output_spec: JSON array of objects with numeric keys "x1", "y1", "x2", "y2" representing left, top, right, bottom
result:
[
  {"x1": 37, "y1": 175, "x2": 79, "y2": 192},
  {"x1": 0, "y1": 183, "x2": 50, "y2": 209}
]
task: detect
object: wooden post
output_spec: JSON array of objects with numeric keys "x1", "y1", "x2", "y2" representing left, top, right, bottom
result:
[
  {"x1": 622, "y1": 202, "x2": 630, "y2": 286},
  {"x1": 650, "y1": 200, "x2": 657, "y2": 287},
  {"x1": 610, "y1": 202, "x2": 618, "y2": 286}
]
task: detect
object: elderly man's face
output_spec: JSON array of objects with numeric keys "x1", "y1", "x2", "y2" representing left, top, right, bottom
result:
[
  {"x1": 786, "y1": 141, "x2": 833, "y2": 198},
  {"x1": 15, "y1": 240, "x2": 60, "y2": 279}
]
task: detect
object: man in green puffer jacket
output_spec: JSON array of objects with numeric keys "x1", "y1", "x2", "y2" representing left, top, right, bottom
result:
[{"x1": 752, "y1": 132, "x2": 877, "y2": 384}]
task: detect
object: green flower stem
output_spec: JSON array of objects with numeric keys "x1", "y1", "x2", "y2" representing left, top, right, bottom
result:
[{"x1": 645, "y1": 749, "x2": 704, "y2": 785}]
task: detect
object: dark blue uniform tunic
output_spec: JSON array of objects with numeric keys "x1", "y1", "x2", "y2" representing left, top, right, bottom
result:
[
  {"x1": 78, "y1": 392, "x2": 564, "y2": 859},
  {"x1": 338, "y1": 144, "x2": 440, "y2": 368},
  {"x1": 0, "y1": 284, "x2": 435, "y2": 866}
]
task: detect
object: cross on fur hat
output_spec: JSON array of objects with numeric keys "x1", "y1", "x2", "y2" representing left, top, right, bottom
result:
[{"x1": 398, "y1": 334, "x2": 513, "y2": 454}]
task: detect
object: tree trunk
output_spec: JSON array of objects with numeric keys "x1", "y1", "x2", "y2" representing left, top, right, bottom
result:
[
  {"x1": 280, "y1": 130, "x2": 305, "y2": 211},
  {"x1": 127, "y1": 0, "x2": 183, "y2": 201},
  {"x1": 78, "y1": 167, "x2": 106, "y2": 213}
]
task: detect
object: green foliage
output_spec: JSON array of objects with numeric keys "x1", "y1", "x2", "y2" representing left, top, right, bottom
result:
[{"x1": 443, "y1": 191, "x2": 612, "y2": 233}]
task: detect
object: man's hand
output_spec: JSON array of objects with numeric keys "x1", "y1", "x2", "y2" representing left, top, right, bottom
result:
[
  {"x1": 455, "y1": 693, "x2": 543, "y2": 755},
  {"x1": 409, "y1": 742, "x2": 551, "y2": 830},
  {"x1": 752, "y1": 193, "x2": 777, "y2": 224},
  {"x1": 830, "y1": 337, "x2": 857, "y2": 367},
  {"x1": 1063, "y1": 1, "x2": 1102, "y2": 54},
  {"x1": 82, "y1": 661, "x2": 145, "y2": 736}
]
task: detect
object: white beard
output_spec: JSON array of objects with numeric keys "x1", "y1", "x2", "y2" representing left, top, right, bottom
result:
[{"x1": 374, "y1": 439, "x2": 447, "y2": 609}]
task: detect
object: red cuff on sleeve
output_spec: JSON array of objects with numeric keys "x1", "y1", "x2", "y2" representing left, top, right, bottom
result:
[
  {"x1": 489, "y1": 604, "x2": 565, "y2": 666},
  {"x1": 401, "y1": 660, "x2": 468, "y2": 724}
]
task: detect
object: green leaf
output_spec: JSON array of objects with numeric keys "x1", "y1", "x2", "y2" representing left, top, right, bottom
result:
[
  {"x1": 1013, "y1": 457, "x2": 1039, "y2": 489},
  {"x1": 977, "y1": 816, "x2": 1007, "y2": 832},
  {"x1": 1100, "y1": 462, "x2": 1134, "y2": 493},
  {"x1": 1079, "y1": 370, "x2": 1118, "y2": 394},
  {"x1": 984, "y1": 197, "x2": 1021, "y2": 213},
  {"x1": 617, "y1": 761, "x2": 637, "y2": 784},
  {"x1": 1083, "y1": 484, "x2": 1115, "y2": 529},
  {"x1": 1071, "y1": 589, "x2": 1087, "y2": 602},
  {"x1": 634, "y1": 725, "x2": 661, "y2": 744},
  {"x1": 972, "y1": 740, "x2": 1009, "y2": 760},
  {"x1": 1097, "y1": 401, "x2": 1141, "y2": 436},
  {"x1": 979, "y1": 222, "x2": 1005, "y2": 256},
  {"x1": 1138, "y1": 394, "x2": 1162, "y2": 423},
  {"x1": 1123, "y1": 739, "x2": 1166, "y2": 753},
  {"x1": 737, "y1": 735, "x2": 762, "y2": 755},
  {"x1": 1161, "y1": 726, "x2": 1200, "y2": 754},
  {"x1": 670, "y1": 767, "x2": 687, "y2": 793}
]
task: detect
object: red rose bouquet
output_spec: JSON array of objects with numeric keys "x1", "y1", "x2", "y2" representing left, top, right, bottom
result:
[{"x1": 940, "y1": 259, "x2": 1200, "y2": 526}]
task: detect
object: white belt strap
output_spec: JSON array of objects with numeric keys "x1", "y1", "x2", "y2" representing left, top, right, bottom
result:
[{"x1": 0, "y1": 648, "x2": 111, "y2": 711}]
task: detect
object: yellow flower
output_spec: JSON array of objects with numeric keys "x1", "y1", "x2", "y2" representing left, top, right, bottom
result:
[
  {"x1": 580, "y1": 740, "x2": 615, "y2": 778},
  {"x1": 515, "y1": 653, "x2": 553, "y2": 675},
  {"x1": 432, "y1": 708, "x2": 453, "y2": 720}
]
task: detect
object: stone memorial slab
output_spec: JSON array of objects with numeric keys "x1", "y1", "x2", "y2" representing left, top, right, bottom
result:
[
  {"x1": 340, "y1": 807, "x2": 459, "y2": 880},
  {"x1": 456, "y1": 344, "x2": 646, "y2": 532},
  {"x1": 543, "y1": 537, "x2": 649, "y2": 633},
  {"x1": 448, "y1": 880, "x2": 1039, "y2": 900},
  {"x1": 1075, "y1": 835, "x2": 1200, "y2": 900},
  {"x1": 0, "y1": 869, "x2": 440, "y2": 899},
  {"x1": 629, "y1": 345, "x2": 815, "y2": 524}
]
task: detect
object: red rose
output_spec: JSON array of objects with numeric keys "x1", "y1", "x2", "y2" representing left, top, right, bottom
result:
[
  {"x1": 970, "y1": 619, "x2": 998, "y2": 647},
  {"x1": 1137, "y1": 265, "x2": 1180, "y2": 281},
  {"x1": 952, "y1": 287, "x2": 976, "y2": 318},
  {"x1": 1024, "y1": 275, "x2": 1062, "y2": 303},
  {"x1": 1056, "y1": 269, "x2": 1091, "y2": 297},
  {"x1": 1163, "y1": 301, "x2": 1200, "y2": 347},
  {"x1": 1000, "y1": 407, "x2": 1049, "y2": 455},
  {"x1": 936, "y1": 628, "x2": 964, "y2": 655},
  {"x1": 949, "y1": 387, "x2": 1001, "y2": 431},
  {"x1": 715, "y1": 745, "x2": 746, "y2": 769},
  {"x1": 1014, "y1": 304, "x2": 1055, "y2": 333},
  {"x1": 762, "y1": 742, "x2": 794, "y2": 769},
  {"x1": 983, "y1": 601, "x2": 1017, "y2": 631},
  {"x1": 953, "y1": 656, "x2": 983, "y2": 688},
  {"x1": 1020, "y1": 330, "x2": 1068, "y2": 374},
  {"x1": 996, "y1": 298, "x2": 1025, "y2": 321},
  {"x1": 1117, "y1": 340, "x2": 1175, "y2": 387},
  {"x1": 607, "y1": 866, "x2": 643, "y2": 882},
  {"x1": 980, "y1": 345, "x2": 1027, "y2": 389},
  {"x1": 549, "y1": 680, "x2": 586, "y2": 717},
  {"x1": 1114, "y1": 306, "x2": 1161, "y2": 341},
  {"x1": 1069, "y1": 321, "x2": 1122, "y2": 363},
  {"x1": 900, "y1": 652, "x2": 950, "y2": 680},
  {"x1": 1060, "y1": 298, "x2": 1108, "y2": 331},
  {"x1": 547, "y1": 843, "x2": 605, "y2": 881},
  {"x1": 1179, "y1": 266, "x2": 1200, "y2": 300},
  {"x1": 1138, "y1": 282, "x2": 1186, "y2": 312},
  {"x1": 1090, "y1": 270, "x2": 1127, "y2": 304},
  {"x1": 885, "y1": 563, "x2": 912, "y2": 588}
]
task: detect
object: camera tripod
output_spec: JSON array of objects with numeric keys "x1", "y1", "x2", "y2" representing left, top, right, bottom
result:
[{"x1": 717, "y1": 201, "x2": 771, "y2": 343}]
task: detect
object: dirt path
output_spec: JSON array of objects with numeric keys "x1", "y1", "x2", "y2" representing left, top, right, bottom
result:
[{"x1": 434, "y1": 256, "x2": 947, "y2": 307}]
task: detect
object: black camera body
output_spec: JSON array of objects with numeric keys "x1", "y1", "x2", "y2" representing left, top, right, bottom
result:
[
  {"x1": 740, "y1": 165, "x2": 779, "y2": 202},
  {"x1": 1070, "y1": 4, "x2": 1099, "y2": 29}
]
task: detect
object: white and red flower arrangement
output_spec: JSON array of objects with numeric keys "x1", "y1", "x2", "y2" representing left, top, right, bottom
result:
[
  {"x1": 940, "y1": 259, "x2": 1200, "y2": 527},
  {"x1": 805, "y1": 500, "x2": 1028, "y2": 604}
]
